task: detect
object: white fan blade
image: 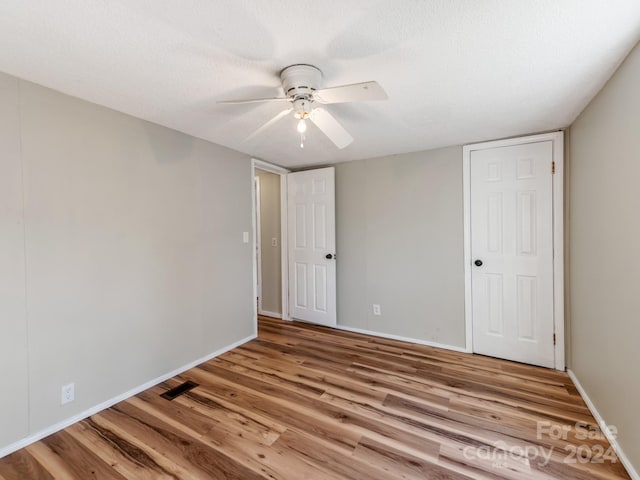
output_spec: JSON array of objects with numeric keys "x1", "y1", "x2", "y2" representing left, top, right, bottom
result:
[
  {"x1": 313, "y1": 81, "x2": 387, "y2": 104},
  {"x1": 244, "y1": 108, "x2": 292, "y2": 143},
  {"x1": 310, "y1": 108, "x2": 353, "y2": 149},
  {"x1": 218, "y1": 97, "x2": 291, "y2": 105}
]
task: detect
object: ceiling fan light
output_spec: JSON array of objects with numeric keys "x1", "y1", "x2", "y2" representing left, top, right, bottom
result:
[{"x1": 297, "y1": 118, "x2": 307, "y2": 133}]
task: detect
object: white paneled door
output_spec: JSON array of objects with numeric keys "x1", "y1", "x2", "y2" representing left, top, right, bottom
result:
[
  {"x1": 470, "y1": 141, "x2": 555, "y2": 368},
  {"x1": 287, "y1": 167, "x2": 336, "y2": 327}
]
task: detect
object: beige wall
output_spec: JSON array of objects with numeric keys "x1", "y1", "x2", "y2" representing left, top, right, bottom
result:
[
  {"x1": 0, "y1": 74, "x2": 29, "y2": 448},
  {"x1": 256, "y1": 169, "x2": 282, "y2": 315},
  {"x1": 569, "y1": 41, "x2": 640, "y2": 470},
  {"x1": 335, "y1": 147, "x2": 465, "y2": 347},
  {"x1": 0, "y1": 71, "x2": 254, "y2": 451}
]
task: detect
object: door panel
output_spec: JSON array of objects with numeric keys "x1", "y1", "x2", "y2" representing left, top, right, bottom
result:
[
  {"x1": 295, "y1": 263, "x2": 307, "y2": 308},
  {"x1": 471, "y1": 141, "x2": 554, "y2": 368},
  {"x1": 516, "y1": 275, "x2": 536, "y2": 340},
  {"x1": 485, "y1": 273, "x2": 504, "y2": 336},
  {"x1": 314, "y1": 265, "x2": 327, "y2": 312},
  {"x1": 313, "y1": 204, "x2": 326, "y2": 249},
  {"x1": 287, "y1": 167, "x2": 336, "y2": 326}
]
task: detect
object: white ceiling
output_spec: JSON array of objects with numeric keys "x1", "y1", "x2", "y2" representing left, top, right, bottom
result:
[{"x1": 1, "y1": 1, "x2": 639, "y2": 167}]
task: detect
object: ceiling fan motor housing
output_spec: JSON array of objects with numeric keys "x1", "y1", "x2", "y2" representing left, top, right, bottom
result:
[{"x1": 280, "y1": 64, "x2": 322, "y2": 100}]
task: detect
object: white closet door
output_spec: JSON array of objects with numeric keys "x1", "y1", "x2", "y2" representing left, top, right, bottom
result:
[{"x1": 471, "y1": 141, "x2": 555, "y2": 368}]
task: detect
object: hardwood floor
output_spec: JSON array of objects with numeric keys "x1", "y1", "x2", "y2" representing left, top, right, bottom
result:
[{"x1": 0, "y1": 316, "x2": 631, "y2": 479}]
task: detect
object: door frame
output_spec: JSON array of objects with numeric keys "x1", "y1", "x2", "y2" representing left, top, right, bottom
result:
[
  {"x1": 251, "y1": 159, "x2": 291, "y2": 330},
  {"x1": 462, "y1": 131, "x2": 565, "y2": 370}
]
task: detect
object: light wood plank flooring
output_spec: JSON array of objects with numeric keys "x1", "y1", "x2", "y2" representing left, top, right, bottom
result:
[{"x1": 0, "y1": 316, "x2": 631, "y2": 479}]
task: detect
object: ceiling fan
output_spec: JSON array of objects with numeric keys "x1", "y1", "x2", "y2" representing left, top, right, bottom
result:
[{"x1": 218, "y1": 64, "x2": 388, "y2": 149}]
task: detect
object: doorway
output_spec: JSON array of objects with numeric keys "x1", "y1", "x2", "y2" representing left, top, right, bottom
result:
[
  {"x1": 251, "y1": 159, "x2": 289, "y2": 326},
  {"x1": 463, "y1": 132, "x2": 565, "y2": 370},
  {"x1": 251, "y1": 160, "x2": 339, "y2": 330},
  {"x1": 252, "y1": 160, "x2": 289, "y2": 320}
]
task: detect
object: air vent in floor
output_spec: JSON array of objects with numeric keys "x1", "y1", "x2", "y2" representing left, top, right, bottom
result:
[{"x1": 160, "y1": 381, "x2": 199, "y2": 400}]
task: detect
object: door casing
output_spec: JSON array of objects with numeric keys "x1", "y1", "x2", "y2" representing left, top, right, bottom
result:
[{"x1": 462, "y1": 132, "x2": 565, "y2": 370}]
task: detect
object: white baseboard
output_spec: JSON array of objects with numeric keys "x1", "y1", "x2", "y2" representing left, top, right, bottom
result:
[
  {"x1": 258, "y1": 310, "x2": 282, "y2": 319},
  {"x1": 0, "y1": 333, "x2": 256, "y2": 460},
  {"x1": 567, "y1": 369, "x2": 638, "y2": 480},
  {"x1": 333, "y1": 324, "x2": 469, "y2": 353}
]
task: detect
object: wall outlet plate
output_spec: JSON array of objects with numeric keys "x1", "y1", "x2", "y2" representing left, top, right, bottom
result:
[
  {"x1": 372, "y1": 304, "x2": 381, "y2": 316},
  {"x1": 61, "y1": 383, "x2": 75, "y2": 405}
]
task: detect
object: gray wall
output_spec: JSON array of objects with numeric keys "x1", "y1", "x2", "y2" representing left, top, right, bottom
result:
[
  {"x1": 335, "y1": 147, "x2": 465, "y2": 347},
  {"x1": 569, "y1": 41, "x2": 640, "y2": 469},
  {"x1": 256, "y1": 169, "x2": 282, "y2": 315},
  {"x1": 0, "y1": 71, "x2": 254, "y2": 450}
]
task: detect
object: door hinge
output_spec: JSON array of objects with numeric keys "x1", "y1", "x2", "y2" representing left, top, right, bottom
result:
[
  {"x1": 553, "y1": 333, "x2": 556, "y2": 345},
  {"x1": 551, "y1": 161, "x2": 556, "y2": 174}
]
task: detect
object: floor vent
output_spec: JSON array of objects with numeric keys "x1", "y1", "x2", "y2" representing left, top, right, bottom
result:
[{"x1": 160, "y1": 381, "x2": 199, "y2": 401}]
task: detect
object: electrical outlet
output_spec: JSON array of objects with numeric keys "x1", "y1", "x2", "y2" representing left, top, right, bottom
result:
[
  {"x1": 61, "y1": 383, "x2": 75, "y2": 405},
  {"x1": 372, "y1": 304, "x2": 381, "y2": 316},
  {"x1": 242, "y1": 231, "x2": 249, "y2": 243},
  {"x1": 271, "y1": 237, "x2": 278, "y2": 247}
]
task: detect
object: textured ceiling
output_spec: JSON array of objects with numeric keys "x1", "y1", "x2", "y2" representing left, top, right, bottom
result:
[{"x1": 1, "y1": 1, "x2": 639, "y2": 167}]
